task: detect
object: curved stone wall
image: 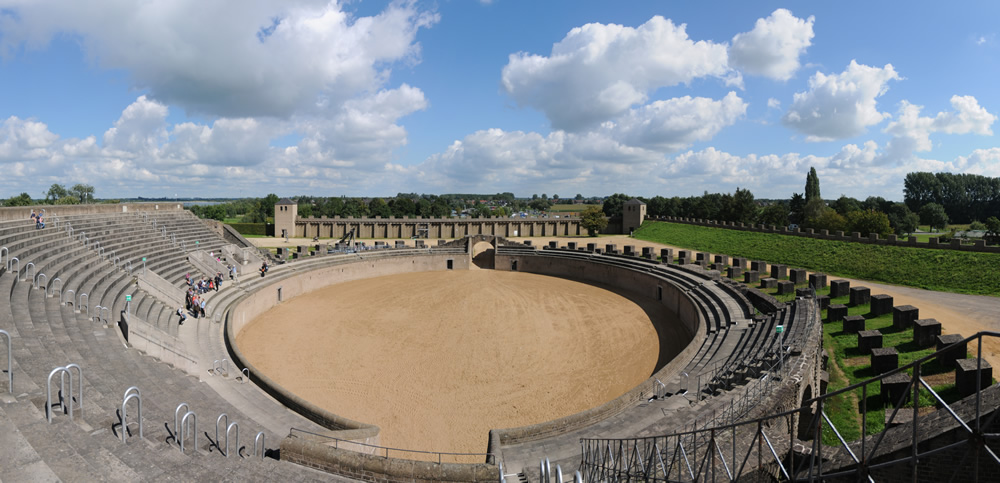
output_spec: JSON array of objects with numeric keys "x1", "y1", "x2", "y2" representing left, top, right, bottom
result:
[{"x1": 225, "y1": 247, "x2": 709, "y2": 481}]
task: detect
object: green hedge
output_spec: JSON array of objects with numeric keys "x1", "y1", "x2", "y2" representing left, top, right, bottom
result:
[
  {"x1": 228, "y1": 223, "x2": 272, "y2": 236},
  {"x1": 634, "y1": 221, "x2": 1000, "y2": 296}
]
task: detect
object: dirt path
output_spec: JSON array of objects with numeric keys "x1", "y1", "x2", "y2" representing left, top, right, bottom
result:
[{"x1": 236, "y1": 270, "x2": 682, "y2": 455}]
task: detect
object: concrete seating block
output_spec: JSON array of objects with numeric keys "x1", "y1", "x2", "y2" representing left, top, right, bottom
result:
[
  {"x1": 676, "y1": 256, "x2": 687, "y2": 265},
  {"x1": 677, "y1": 250, "x2": 689, "y2": 260},
  {"x1": 415, "y1": 240, "x2": 426, "y2": 248},
  {"x1": 744, "y1": 270, "x2": 760, "y2": 284},
  {"x1": 604, "y1": 243, "x2": 616, "y2": 253},
  {"x1": 292, "y1": 252, "x2": 301, "y2": 259},
  {"x1": 594, "y1": 248, "x2": 604, "y2": 254},
  {"x1": 276, "y1": 247, "x2": 288, "y2": 257},
  {"x1": 660, "y1": 248, "x2": 673, "y2": 263},
  {"x1": 870, "y1": 294, "x2": 894, "y2": 317},
  {"x1": 695, "y1": 259, "x2": 710, "y2": 269},
  {"x1": 733, "y1": 257, "x2": 748, "y2": 269},
  {"x1": 395, "y1": 240, "x2": 406, "y2": 248},
  {"x1": 623, "y1": 245, "x2": 635, "y2": 256},
  {"x1": 760, "y1": 277, "x2": 777, "y2": 289},
  {"x1": 849, "y1": 286, "x2": 871, "y2": 306},
  {"x1": 770, "y1": 264, "x2": 788, "y2": 279},
  {"x1": 586, "y1": 243, "x2": 596, "y2": 252},
  {"x1": 522, "y1": 240, "x2": 532, "y2": 247},
  {"x1": 830, "y1": 279, "x2": 850, "y2": 298},
  {"x1": 549, "y1": 241, "x2": 559, "y2": 248},
  {"x1": 297, "y1": 245, "x2": 307, "y2": 253},
  {"x1": 882, "y1": 372, "x2": 912, "y2": 406},
  {"x1": 936, "y1": 334, "x2": 967, "y2": 368},
  {"x1": 642, "y1": 247, "x2": 653, "y2": 257},
  {"x1": 913, "y1": 319, "x2": 942, "y2": 348},
  {"x1": 827, "y1": 304, "x2": 848, "y2": 323},
  {"x1": 892, "y1": 305, "x2": 919, "y2": 330},
  {"x1": 871, "y1": 347, "x2": 899, "y2": 375},
  {"x1": 714, "y1": 254, "x2": 730, "y2": 266},
  {"x1": 566, "y1": 242, "x2": 577, "y2": 250},
  {"x1": 808, "y1": 273, "x2": 827, "y2": 289},
  {"x1": 956, "y1": 358, "x2": 993, "y2": 397},
  {"x1": 858, "y1": 330, "x2": 883, "y2": 354},
  {"x1": 789, "y1": 269, "x2": 807, "y2": 284},
  {"x1": 777, "y1": 280, "x2": 795, "y2": 295},
  {"x1": 644, "y1": 252, "x2": 655, "y2": 260},
  {"x1": 751, "y1": 260, "x2": 767, "y2": 272},
  {"x1": 796, "y1": 288, "x2": 814, "y2": 298},
  {"x1": 816, "y1": 295, "x2": 830, "y2": 310},
  {"x1": 696, "y1": 252, "x2": 711, "y2": 262},
  {"x1": 727, "y1": 267, "x2": 742, "y2": 279},
  {"x1": 843, "y1": 315, "x2": 867, "y2": 334}
]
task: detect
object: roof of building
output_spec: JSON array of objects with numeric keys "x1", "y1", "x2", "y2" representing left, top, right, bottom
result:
[
  {"x1": 625, "y1": 198, "x2": 646, "y2": 205},
  {"x1": 276, "y1": 198, "x2": 296, "y2": 205}
]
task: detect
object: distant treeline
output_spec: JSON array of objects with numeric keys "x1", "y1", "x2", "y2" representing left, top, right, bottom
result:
[{"x1": 903, "y1": 172, "x2": 1000, "y2": 224}]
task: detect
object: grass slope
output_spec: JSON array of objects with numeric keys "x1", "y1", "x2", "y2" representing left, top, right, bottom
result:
[{"x1": 635, "y1": 221, "x2": 1000, "y2": 296}]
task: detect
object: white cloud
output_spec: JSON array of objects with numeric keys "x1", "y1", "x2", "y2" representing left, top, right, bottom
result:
[
  {"x1": 605, "y1": 92, "x2": 747, "y2": 151},
  {"x1": 0, "y1": 0, "x2": 437, "y2": 119},
  {"x1": 501, "y1": 15, "x2": 733, "y2": 131},
  {"x1": 767, "y1": 98, "x2": 781, "y2": 109},
  {"x1": 783, "y1": 60, "x2": 900, "y2": 141},
  {"x1": 884, "y1": 95, "x2": 996, "y2": 158},
  {"x1": 729, "y1": 9, "x2": 814, "y2": 81}
]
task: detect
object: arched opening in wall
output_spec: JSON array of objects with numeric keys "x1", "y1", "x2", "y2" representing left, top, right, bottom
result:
[
  {"x1": 797, "y1": 384, "x2": 815, "y2": 440},
  {"x1": 471, "y1": 241, "x2": 495, "y2": 269}
]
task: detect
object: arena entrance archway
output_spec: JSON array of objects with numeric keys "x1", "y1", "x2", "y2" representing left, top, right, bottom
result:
[{"x1": 471, "y1": 240, "x2": 495, "y2": 269}]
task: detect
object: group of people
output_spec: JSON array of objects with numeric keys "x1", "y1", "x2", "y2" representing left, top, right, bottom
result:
[
  {"x1": 29, "y1": 210, "x2": 45, "y2": 229},
  {"x1": 178, "y1": 272, "x2": 226, "y2": 325}
]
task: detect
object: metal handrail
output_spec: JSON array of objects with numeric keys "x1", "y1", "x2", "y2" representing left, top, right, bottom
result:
[
  {"x1": 226, "y1": 422, "x2": 239, "y2": 458},
  {"x1": 8, "y1": 257, "x2": 18, "y2": 280},
  {"x1": 0, "y1": 330, "x2": 11, "y2": 394},
  {"x1": 46, "y1": 364, "x2": 82, "y2": 423},
  {"x1": 78, "y1": 293, "x2": 88, "y2": 314},
  {"x1": 48, "y1": 277, "x2": 61, "y2": 297},
  {"x1": 34, "y1": 272, "x2": 46, "y2": 290},
  {"x1": 174, "y1": 403, "x2": 190, "y2": 445},
  {"x1": 180, "y1": 411, "x2": 197, "y2": 454},
  {"x1": 254, "y1": 432, "x2": 265, "y2": 460},
  {"x1": 579, "y1": 330, "x2": 1000, "y2": 482},
  {"x1": 288, "y1": 428, "x2": 497, "y2": 465},
  {"x1": 215, "y1": 413, "x2": 228, "y2": 451},
  {"x1": 24, "y1": 262, "x2": 34, "y2": 282},
  {"x1": 121, "y1": 386, "x2": 142, "y2": 444}
]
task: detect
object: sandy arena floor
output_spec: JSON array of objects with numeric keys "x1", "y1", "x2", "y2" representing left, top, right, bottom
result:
[{"x1": 236, "y1": 269, "x2": 684, "y2": 455}]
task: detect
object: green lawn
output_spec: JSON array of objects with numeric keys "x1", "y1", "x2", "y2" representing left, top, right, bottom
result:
[{"x1": 635, "y1": 221, "x2": 1000, "y2": 296}]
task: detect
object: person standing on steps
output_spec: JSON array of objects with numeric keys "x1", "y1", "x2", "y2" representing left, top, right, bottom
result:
[{"x1": 177, "y1": 307, "x2": 187, "y2": 325}]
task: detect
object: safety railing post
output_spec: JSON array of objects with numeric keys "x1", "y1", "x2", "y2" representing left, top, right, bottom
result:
[
  {"x1": 216, "y1": 413, "x2": 228, "y2": 453},
  {"x1": 78, "y1": 293, "x2": 88, "y2": 315},
  {"x1": 121, "y1": 387, "x2": 142, "y2": 444},
  {"x1": 46, "y1": 364, "x2": 81, "y2": 422},
  {"x1": 180, "y1": 411, "x2": 197, "y2": 454},
  {"x1": 226, "y1": 422, "x2": 239, "y2": 458},
  {"x1": 254, "y1": 432, "x2": 265, "y2": 460},
  {"x1": 24, "y1": 262, "x2": 35, "y2": 282},
  {"x1": 9, "y1": 257, "x2": 19, "y2": 280},
  {"x1": 48, "y1": 277, "x2": 61, "y2": 297},
  {"x1": 0, "y1": 330, "x2": 11, "y2": 394},
  {"x1": 34, "y1": 272, "x2": 46, "y2": 290},
  {"x1": 174, "y1": 403, "x2": 190, "y2": 446}
]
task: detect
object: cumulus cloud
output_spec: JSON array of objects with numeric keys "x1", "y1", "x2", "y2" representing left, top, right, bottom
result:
[
  {"x1": 0, "y1": 0, "x2": 437, "y2": 119},
  {"x1": 730, "y1": 9, "x2": 814, "y2": 81},
  {"x1": 783, "y1": 60, "x2": 900, "y2": 141},
  {"x1": 884, "y1": 95, "x2": 995, "y2": 154},
  {"x1": 501, "y1": 15, "x2": 733, "y2": 131},
  {"x1": 605, "y1": 92, "x2": 747, "y2": 151}
]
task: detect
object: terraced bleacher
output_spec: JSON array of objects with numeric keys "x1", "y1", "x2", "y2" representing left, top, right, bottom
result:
[
  {"x1": 0, "y1": 211, "x2": 347, "y2": 481},
  {"x1": 490, "y1": 243, "x2": 816, "y2": 479}
]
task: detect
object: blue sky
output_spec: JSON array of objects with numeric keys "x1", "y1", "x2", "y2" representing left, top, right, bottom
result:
[{"x1": 0, "y1": 1, "x2": 998, "y2": 200}]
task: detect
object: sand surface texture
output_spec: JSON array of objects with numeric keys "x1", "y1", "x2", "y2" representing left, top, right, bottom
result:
[{"x1": 236, "y1": 270, "x2": 679, "y2": 455}]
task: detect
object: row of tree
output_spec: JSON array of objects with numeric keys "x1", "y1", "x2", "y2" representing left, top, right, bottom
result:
[
  {"x1": 904, "y1": 172, "x2": 1000, "y2": 224},
  {"x1": 2, "y1": 184, "x2": 97, "y2": 206}
]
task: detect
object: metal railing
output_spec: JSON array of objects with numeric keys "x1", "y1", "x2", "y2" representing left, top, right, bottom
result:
[
  {"x1": 0, "y1": 246, "x2": 7, "y2": 270},
  {"x1": 34, "y1": 272, "x2": 46, "y2": 290},
  {"x1": 288, "y1": 428, "x2": 497, "y2": 465},
  {"x1": 253, "y1": 432, "x2": 266, "y2": 460},
  {"x1": 46, "y1": 363, "x2": 82, "y2": 423},
  {"x1": 24, "y1": 261, "x2": 34, "y2": 282},
  {"x1": 579, "y1": 331, "x2": 1000, "y2": 482},
  {"x1": 48, "y1": 277, "x2": 61, "y2": 297},
  {"x1": 179, "y1": 410, "x2": 197, "y2": 454},
  {"x1": 121, "y1": 387, "x2": 142, "y2": 444},
  {"x1": 0, "y1": 330, "x2": 11, "y2": 394}
]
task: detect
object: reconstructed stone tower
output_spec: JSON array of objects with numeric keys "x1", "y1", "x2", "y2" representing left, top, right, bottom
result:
[
  {"x1": 623, "y1": 198, "x2": 646, "y2": 235},
  {"x1": 275, "y1": 198, "x2": 298, "y2": 238}
]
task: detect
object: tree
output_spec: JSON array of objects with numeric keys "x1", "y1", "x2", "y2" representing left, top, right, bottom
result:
[
  {"x1": 846, "y1": 210, "x2": 892, "y2": 237},
  {"x1": 919, "y1": 203, "x2": 949, "y2": 231},
  {"x1": 801, "y1": 198, "x2": 828, "y2": 227},
  {"x1": 970, "y1": 220, "x2": 987, "y2": 232},
  {"x1": 297, "y1": 203, "x2": 314, "y2": 218},
  {"x1": 368, "y1": 198, "x2": 392, "y2": 218},
  {"x1": 391, "y1": 197, "x2": 416, "y2": 217},
  {"x1": 602, "y1": 193, "x2": 631, "y2": 217},
  {"x1": 45, "y1": 184, "x2": 68, "y2": 202},
  {"x1": 887, "y1": 203, "x2": 919, "y2": 236},
  {"x1": 832, "y1": 195, "x2": 860, "y2": 216},
  {"x1": 724, "y1": 187, "x2": 757, "y2": 224},
  {"x1": 528, "y1": 198, "x2": 551, "y2": 211},
  {"x1": 805, "y1": 167, "x2": 821, "y2": 202},
  {"x1": 69, "y1": 184, "x2": 95, "y2": 203},
  {"x1": 813, "y1": 209, "x2": 847, "y2": 233},
  {"x1": 4, "y1": 192, "x2": 33, "y2": 206},
  {"x1": 788, "y1": 193, "x2": 806, "y2": 224},
  {"x1": 54, "y1": 195, "x2": 80, "y2": 205},
  {"x1": 903, "y1": 172, "x2": 942, "y2": 213},
  {"x1": 759, "y1": 202, "x2": 789, "y2": 227},
  {"x1": 580, "y1": 205, "x2": 608, "y2": 236},
  {"x1": 861, "y1": 196, "x2": 892, "y2": 213},
  {"x1": 574, "y1": 193, "x2": 583, "y2": 201},
  {"x1": 985, "y1": 216, "x2": 1000, "y2": 236}
]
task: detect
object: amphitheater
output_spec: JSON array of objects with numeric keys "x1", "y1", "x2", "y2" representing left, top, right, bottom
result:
[{"x1": 0, "y1": 202, "x2": 997, "y2": 482}]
